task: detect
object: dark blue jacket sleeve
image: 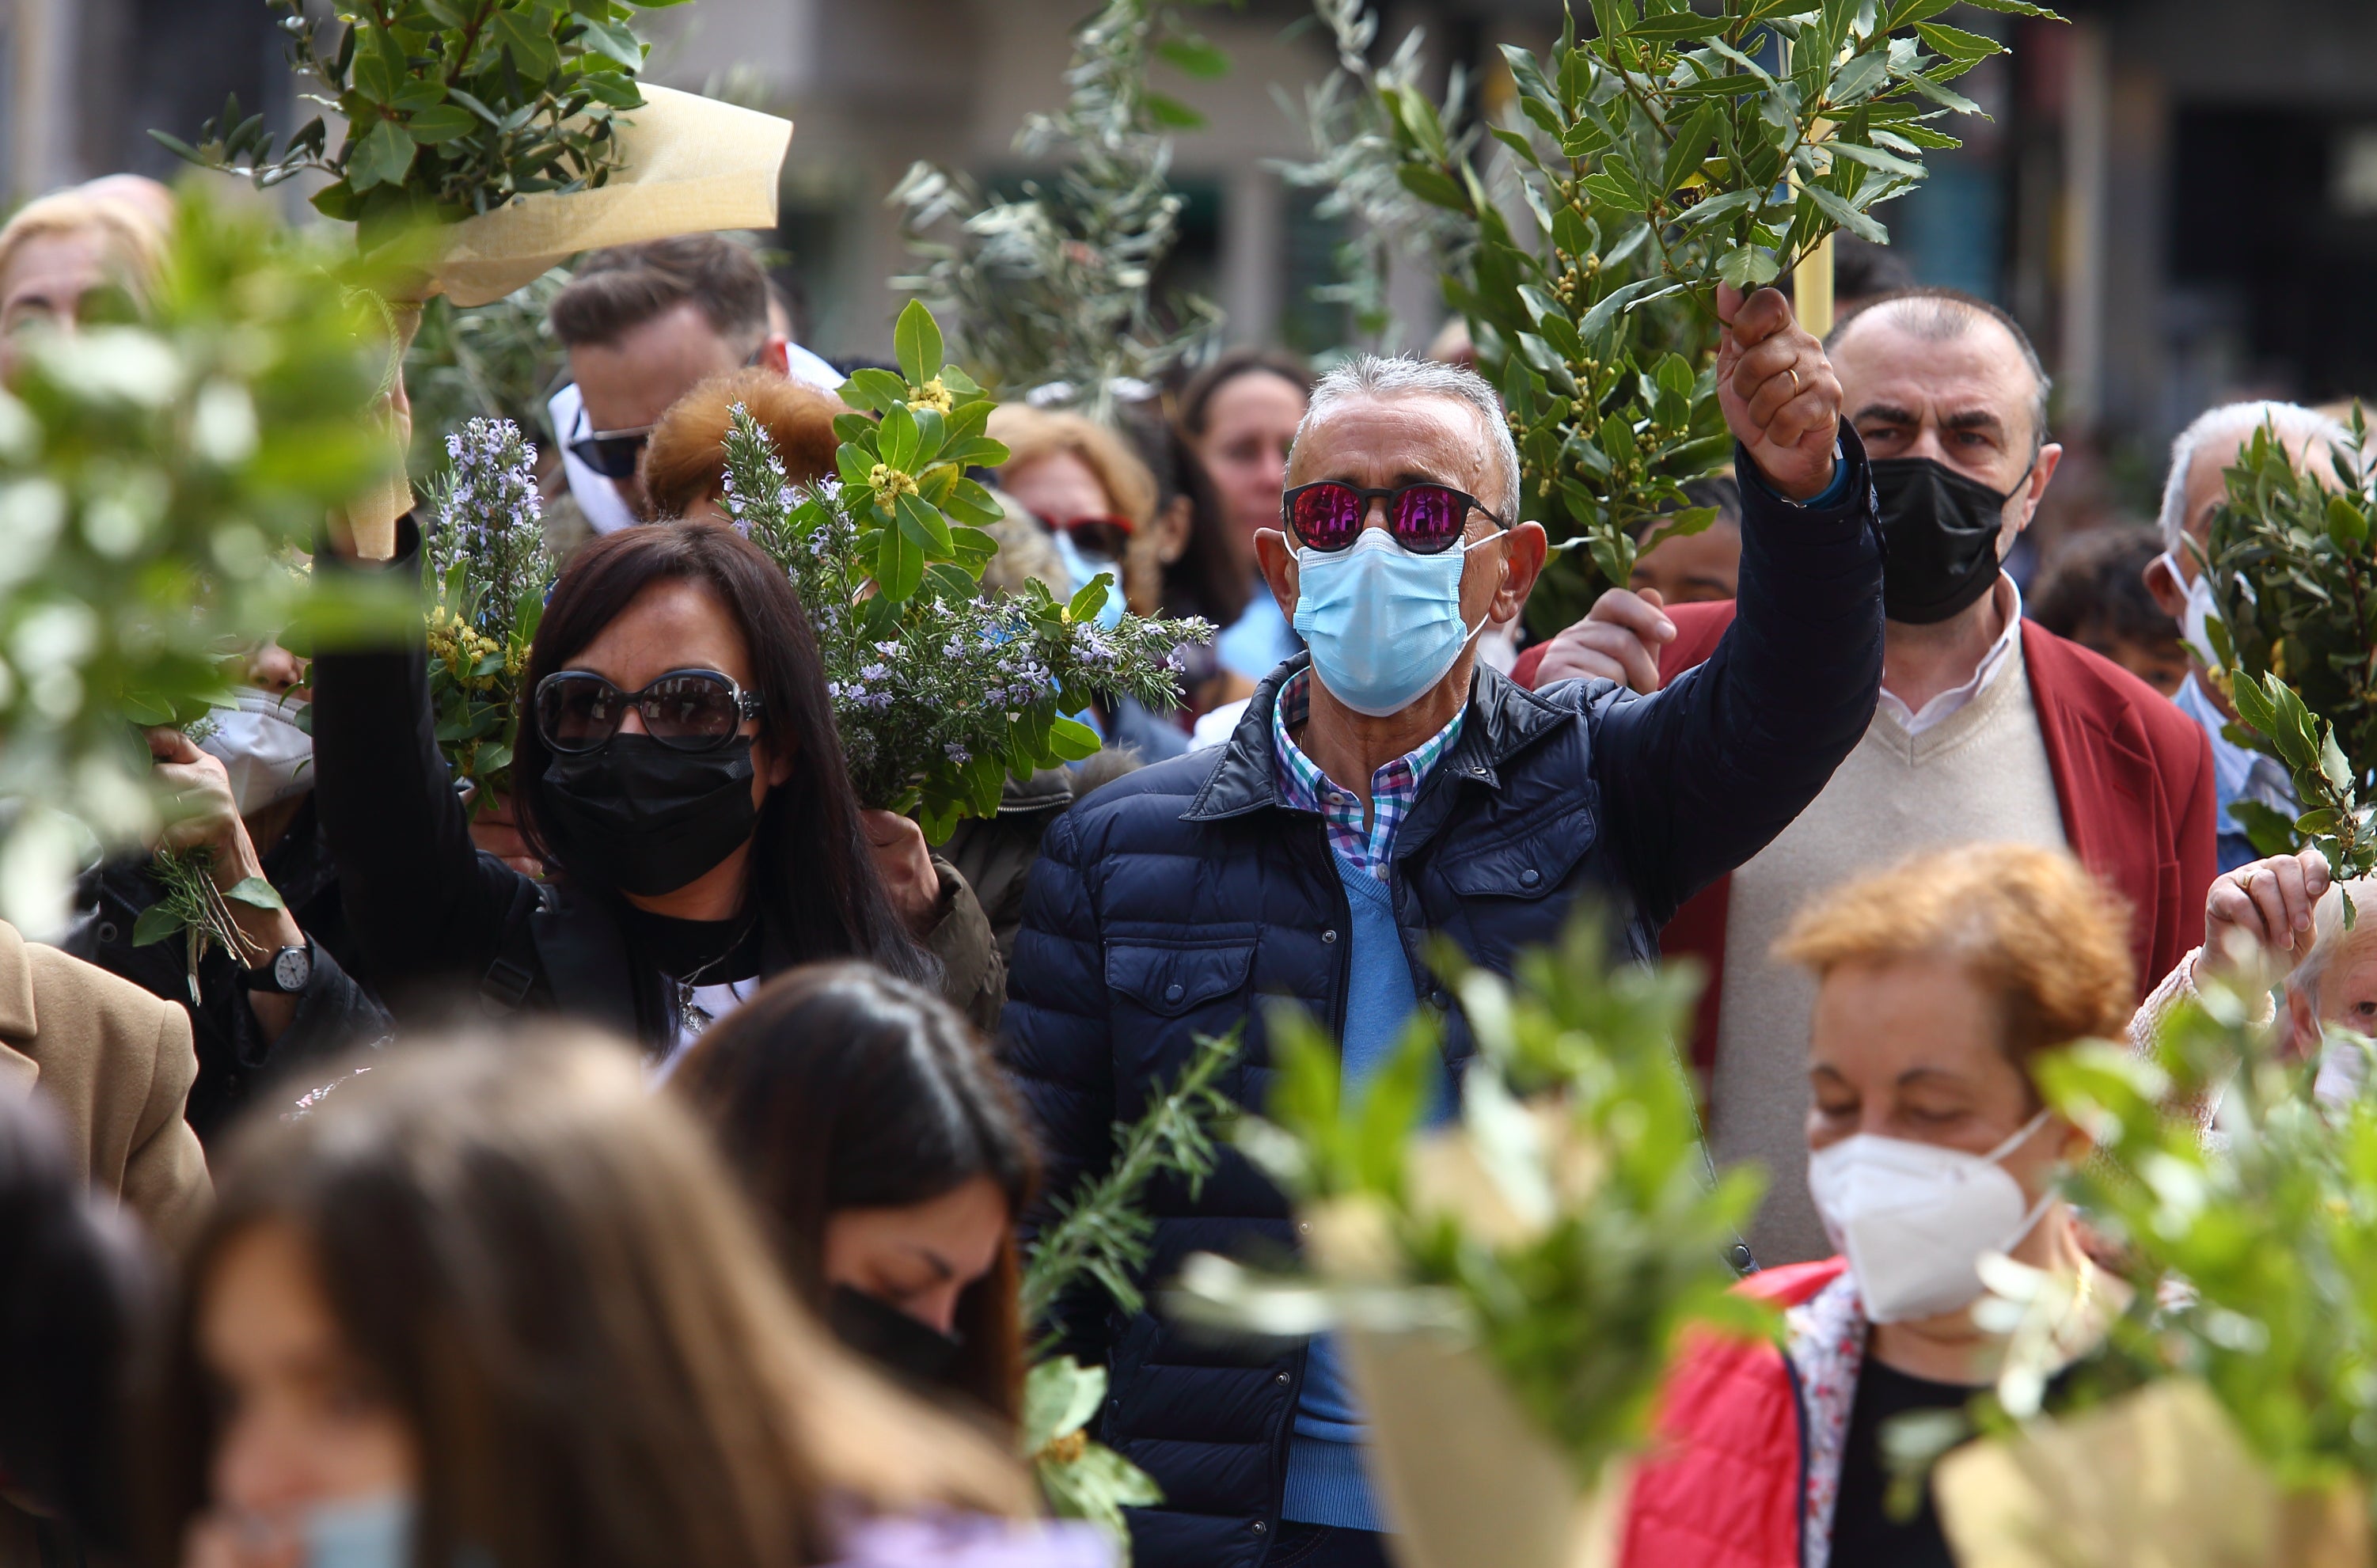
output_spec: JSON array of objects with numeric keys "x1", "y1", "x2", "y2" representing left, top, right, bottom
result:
[
  {"x1": 1000, "y1": 804, "x2": 1117, "y2": 1216},
  {"x1": 1592, "y1": 428, "x2": 1886, "y2": 924}
]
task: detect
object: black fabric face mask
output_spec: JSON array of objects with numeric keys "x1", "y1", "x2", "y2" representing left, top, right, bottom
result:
[
  {"x1": 536, "y1": 733, "x2": 759, "y2": 898},
  {"x1": 1870, "y1": 457, "x2": 2028, "y2": 625},
  {"x1": 827, "y1": 1283, "x2": 966, "y2": 1388}
]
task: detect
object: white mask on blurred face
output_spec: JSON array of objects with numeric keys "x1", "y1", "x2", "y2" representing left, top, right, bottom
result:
[
  {"x1": 2162, "y1": 551, "x2": 2221, "y2": 667},
  {"x1": 1806, "y1": 1110, "x2": 2055, "y2": 1323},
  {"x1": 197, "y1": 687, "x2": 313, "y2": 818}
]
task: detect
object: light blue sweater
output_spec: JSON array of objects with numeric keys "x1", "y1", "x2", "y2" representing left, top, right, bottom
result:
[{"x1": 1279, "y1": 850, "x2": 1418, "y2": 1533}]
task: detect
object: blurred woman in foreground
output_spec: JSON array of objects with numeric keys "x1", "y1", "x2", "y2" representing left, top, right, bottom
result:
[
  {"x1": 147, "y1": 1032, "x2": 1101, "y2": 1568},
  {"x1": 674, "y1": 964, "x2": 1037, "y2": 1429},
  {"x1": 1623, "y1": 844, "x2": 2129, "y2": 1568}
]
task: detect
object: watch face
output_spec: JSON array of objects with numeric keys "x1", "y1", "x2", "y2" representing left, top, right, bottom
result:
[{"x1": 272, "y1": 946, "x2": 310, "y2": 992}]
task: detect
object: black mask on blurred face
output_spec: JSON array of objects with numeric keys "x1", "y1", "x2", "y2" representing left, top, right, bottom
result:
[
  {"x1": 827, "y1": 1284, "x2": 965, "y2": 1388},
  {"x1": 1871, "y1": 457, "x2": 2028, "y2": 625},
  {"x1": 537, "y1": 734, "x2": 758, "y2": 897}
]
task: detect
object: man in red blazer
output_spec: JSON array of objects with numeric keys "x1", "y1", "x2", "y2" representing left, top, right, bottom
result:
[{"x1": 1514, "y1": 288, "x2": 2216, "y2": 1264}]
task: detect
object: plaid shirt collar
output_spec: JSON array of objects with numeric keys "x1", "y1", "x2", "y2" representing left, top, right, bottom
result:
[{"x1": 1271, "y1": 666, "x2": 1468, "y2": 880}]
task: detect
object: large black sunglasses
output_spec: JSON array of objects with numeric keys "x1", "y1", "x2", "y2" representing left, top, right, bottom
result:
[
  {"x1": 566, "y1": 423, "x2": 652, "y2": 480},
  {"x1": 533, "y1": 669, "x2": 763, "y2": 754},
  {"x1": 1282, "y1": 479, "x2": 1506, "y2": 555}
]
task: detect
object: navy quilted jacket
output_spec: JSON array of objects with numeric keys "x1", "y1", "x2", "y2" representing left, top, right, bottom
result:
[{"x1": 1001, "y1": 437, "x2": 1883, "y2": 1568}]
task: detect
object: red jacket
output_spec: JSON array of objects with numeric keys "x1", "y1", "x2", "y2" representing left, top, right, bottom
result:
[
  {"x1": 1514, "y1": 601, "x2": 2217, "y2": 1085},
  {"x1": 1621, "y1": 1259, "x2": 1848, "y2": 1568}
]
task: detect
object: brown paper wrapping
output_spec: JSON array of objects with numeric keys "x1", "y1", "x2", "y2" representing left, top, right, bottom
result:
[
  {"x1": 344, "y1": 85, "x2": 795, "y2": 552},
  {"x1": 427, "y1": 85, "x2": 793, "y2": 308},
  {"x1": 1934, "y1": 1380, "x2": 2370, "y2": 1568},
  {"x1": 1341, "y1": 1326, "x2": 1627, "y2": 1568}
]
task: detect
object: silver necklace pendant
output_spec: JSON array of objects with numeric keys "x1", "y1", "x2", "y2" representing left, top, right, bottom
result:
[{"x1": 676, "y1": 981, "x2": 714, "y2": 1040}]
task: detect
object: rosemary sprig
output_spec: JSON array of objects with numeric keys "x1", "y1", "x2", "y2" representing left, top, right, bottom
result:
[
  {"x1": 1020, "y1": 1028, "x2": 1241, "y2": 1350},
  {"x1": 135, "y1": 848, "x2": 283, "y2": 1005}
]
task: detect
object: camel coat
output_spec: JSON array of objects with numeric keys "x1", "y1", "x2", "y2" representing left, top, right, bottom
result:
[{"x1": 0, "y1": 919, "x2": 210, "y2": 1244}]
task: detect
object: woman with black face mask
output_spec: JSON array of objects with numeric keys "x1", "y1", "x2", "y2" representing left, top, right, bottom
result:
[
  {"x1": 310, "y1": 517, "x2": 985, "y2": 1055},
  {"x1": 670, "y1": 962, "x2": 1037, "y2": 1426}
]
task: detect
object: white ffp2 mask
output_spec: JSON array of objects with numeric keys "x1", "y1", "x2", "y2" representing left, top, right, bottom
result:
[
  {"x1": 2161, "y1": 551, "x2": 2222, "y2": 668},
  {"x1": 1806, "y1": 1111, "x2": 2056, "y2": 1323},
  {"x1": 196, "y1": 686, "x2": 314, "y2": 818}
]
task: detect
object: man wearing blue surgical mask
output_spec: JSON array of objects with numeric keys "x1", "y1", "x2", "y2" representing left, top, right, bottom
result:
[{"x1": 1005, "y1": 284, "x2": 1886, "y2": 1568}]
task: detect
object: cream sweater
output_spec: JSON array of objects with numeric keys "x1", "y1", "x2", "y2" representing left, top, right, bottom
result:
[{"x1": 1711, "y1": 634, "x2": 2069, "y2": 1265}]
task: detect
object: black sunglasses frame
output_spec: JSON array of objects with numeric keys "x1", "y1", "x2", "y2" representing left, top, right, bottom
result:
[
  {"x1": 566, "y1": 424, "x2": 653, "y2": 480},
  {"x1": 1280, "y1": 479, "x2": 1509, "y2": 555},
  {"x1": 533, "y1": 668, "x2": 765, "y2": 755}
]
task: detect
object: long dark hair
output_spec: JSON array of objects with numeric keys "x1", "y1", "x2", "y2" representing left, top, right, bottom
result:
[
  {"x1": 671, "y1": 963, "x2": 1039, "y2": 1425},
  {"x1": 0, "y1": 1091, "x2": 156, "y2": 1558},
  {"x1": 142, "y1": 1033, "x2": 1029, "y2": 1568},
  {"x1": 1126, "y1": 408, "x2": 1251, "y2": 625},
  {"x1": 513, "y1": 522, "x2": 929, "y2": 985}
]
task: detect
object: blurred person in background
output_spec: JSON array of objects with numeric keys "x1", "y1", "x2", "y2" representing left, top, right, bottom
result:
[
  {"x1": 544, "y1": 236, "x2": 841, "y2": 545},
  {"x1": 1514, "y1": 289, "x2": 2215, "y2": 1266},
  {"x1": 2143, "y1": 401, "x2": 2349, "y2": 871},
  {"x1": 1626, "y1": 475, "x2": 1744, "y2": 608},
  {"x1": 313, "y1": 503, "x2": 1002, "y2": 1055},
  {"x1": 86, "y1": 642, "x2": 390, "y2": 1145},
  {"x1": 2027, "y1": 526, "x2": 2186, "y2": 697},
  {"x1": 1510, "y1": 476, "x2": 1743, "y2": 688},
  {"x1": 1826, "y1": 235, "x2": 1917, "y2": 323},
  {"x1": 2121, "y1": 845, "x2": 2375, "y2": 1104},
  {"x1": 0, "y1": 181, "x2": 168, "y2": 382},
  {"x1": 0, "y1": 1092, "x2": 160, "y2": 1568},
  {"x1": 1623, "y1": 843, "x2": 2128, "y2": 1568},
  {"x1": 146, "y1": 1031, "x2": 1083, "y2": 1568},
  {"x1": 1125, "y1": 410, "x2": 1255, "y2": 719},
  {"x1": 674, "y1": 963, "x2": 1035, "y2": 1428},
  {"x1": 1177, "y1": 349, "x2": 1314, "y2": 685},
  {"x1": 989, "y1": 405, "x2": 1189, "y2": 763}
]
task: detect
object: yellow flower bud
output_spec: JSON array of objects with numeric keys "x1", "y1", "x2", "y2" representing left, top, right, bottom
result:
[
  {"x1": 907, "y1": 378, "x2": 954, "y2": 415},
  {"x1": 870, "y1": 464, "x2": 921, "y2": 499}
]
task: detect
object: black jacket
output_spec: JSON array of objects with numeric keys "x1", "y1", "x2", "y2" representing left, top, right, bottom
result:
[
  {"x1": 80, "y1": 796, "x2": 388, "y2": 1144},
  {"x1": 309, "y1": 522, "x2": 1001, "y2": 1046},
  {"x1": 1000, "y1": 437, "x2": 1884, "y2": 1568}
]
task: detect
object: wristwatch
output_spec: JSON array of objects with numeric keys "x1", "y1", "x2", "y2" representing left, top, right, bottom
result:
[{"x1": 241, "y1": 941, "x2": 314, "y2": 995}]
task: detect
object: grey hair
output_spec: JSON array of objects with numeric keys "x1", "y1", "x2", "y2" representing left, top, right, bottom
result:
[
  {"x1": 2157, "y1": 401, "x2": 2351, "y2": 555},
  {"x1": 1298, "y1": 355, "x2": 1523, "y2": 523},
  {"x1": 1831, "y1": 288, "x2": 2052, "y2": 461},
  {"x1": 2286, "y1": 878, "x2": 2377, "y2": 1010}
]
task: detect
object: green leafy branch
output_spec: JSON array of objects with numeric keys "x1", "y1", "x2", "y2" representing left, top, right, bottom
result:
[
  {"x1": 0, "y1": 187, "x2": 406, "y2": 927},
  {"x1": 1176, "y1": 915, "x2": 1767, "y2": 1489},
  {"x1": 1327, "y1": 0, "x2": 2059, "y2": 628},
  {"x1": 889, "y1": 0, "x2": 1225, "y2": 418},
  {"x1": 726, "y1": 302, "x2": 1203, "y2": 837},
  {"x1": 153, "y1": 0, "x2": 687, "y2": 248},
  {"x1": 2204, "y1": 411, "x2": 2377, "y2": 909},
  {"x1": 2022, "y1": 981, "x2": 2377, "y2": 1506},
  {"x1": 1020, "y1": 1028, "x2": 1242, "y2": 1346}
]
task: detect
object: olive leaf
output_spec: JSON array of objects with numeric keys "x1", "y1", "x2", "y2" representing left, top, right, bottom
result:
[
  {"x1": 1282, "y1": 0, "x2": 2064, "y2": 629},
  {"x1": 2204, "y1": 408, "x2": 2377, "y2": 907},
  {"x1": 151, "y1": 1, "x2": 676, "y2": 246}
]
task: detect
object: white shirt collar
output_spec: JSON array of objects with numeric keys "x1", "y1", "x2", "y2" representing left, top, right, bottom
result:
[{"x1": 1875, "y1": 575, "x2": 2024, "y2": 738}]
